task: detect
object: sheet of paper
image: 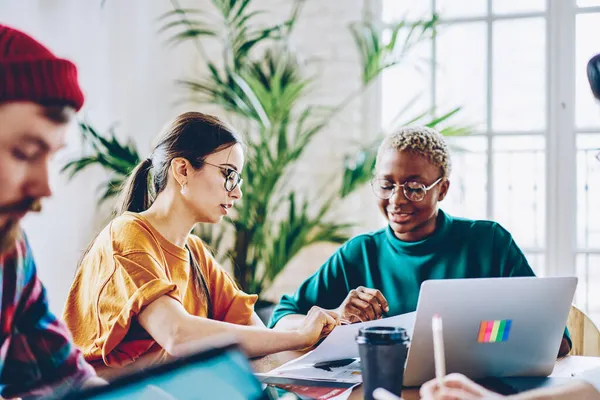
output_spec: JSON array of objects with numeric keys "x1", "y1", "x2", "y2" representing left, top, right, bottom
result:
[
  {"x1": 258, "y1": 358, "x2": 363, "y2": 384},
  {"x1": 282, "y1": 312, "x2": 416, "y2": 369},
  {"x1": 550, "y1": 356, "x2": 600, "y2": 378}
]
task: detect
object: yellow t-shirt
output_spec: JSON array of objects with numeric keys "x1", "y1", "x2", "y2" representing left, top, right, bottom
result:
[{"x1": 62, "y1": 212, "x2": 257, "y2": 370}]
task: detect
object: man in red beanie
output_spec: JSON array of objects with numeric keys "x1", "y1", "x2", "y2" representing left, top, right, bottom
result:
[{"x1": 0, "y1": 24, "x2": 105, "y2": 399}]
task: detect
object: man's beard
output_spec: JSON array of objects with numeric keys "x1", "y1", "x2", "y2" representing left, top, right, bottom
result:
[{"x1": 0, "y1": 198, "x2": 42, "y2": 254}]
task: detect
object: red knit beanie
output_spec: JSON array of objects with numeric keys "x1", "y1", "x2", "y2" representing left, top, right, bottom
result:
[{"x1": 0, "y1": 24, "x2": 84, "y2": 111}]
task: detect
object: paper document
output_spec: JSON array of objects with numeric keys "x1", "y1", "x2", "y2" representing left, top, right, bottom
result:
[
  {"x1": 258, "y1": 358, "x2": 362, "y2": 384},
  {"x1": 289, "y1": 311, "x2": 416, "y2": 366},
  {"x1": 257, "y1": 312, "x2": 416, "y2": 384},
  {"x1": 551, "y1": 356, "x2": 600, "y2": 378}
]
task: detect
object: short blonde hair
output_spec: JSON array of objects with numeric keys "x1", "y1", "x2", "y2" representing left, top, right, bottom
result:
[{"x1": 376, "y1": 126, "x2": 452, "y2": 178}]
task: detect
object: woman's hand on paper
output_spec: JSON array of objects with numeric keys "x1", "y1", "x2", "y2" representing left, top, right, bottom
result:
[
  {"x1": 420, "y1": 374, "x2": 504, "y2": 400},
  {"x1": 297, "y1": 306, "x2": 341, "y2": 348},
  {"x1": 335, "y1": 286, "x2": 389, "y2": 323}
]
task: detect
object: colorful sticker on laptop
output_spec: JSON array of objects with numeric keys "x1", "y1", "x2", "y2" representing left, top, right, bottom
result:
[{"x1": 477, "y1": 320, "x2": 512, "y2": 343}]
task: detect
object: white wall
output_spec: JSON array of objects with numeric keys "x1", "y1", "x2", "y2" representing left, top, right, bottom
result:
[{"x1": 1, "y1": 0, "x2": 383, "y2": 313}]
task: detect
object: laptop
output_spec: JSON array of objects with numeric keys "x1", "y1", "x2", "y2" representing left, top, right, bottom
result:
[
  {"x1": 62, "y1": 341, "x2": 268, "y2": 400},
  {"x1": 403, "y1": 276, "x2": 578, "y2": 387}
]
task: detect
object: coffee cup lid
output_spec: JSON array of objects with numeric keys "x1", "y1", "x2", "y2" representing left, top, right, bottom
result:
[{"x1": 356, "y1": 326, "x2": 409, "y2": 344}]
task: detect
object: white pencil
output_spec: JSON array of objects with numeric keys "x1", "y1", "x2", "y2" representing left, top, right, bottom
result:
[{"x1": 432, "y1": 314, "x2": 446, "y2": 387}]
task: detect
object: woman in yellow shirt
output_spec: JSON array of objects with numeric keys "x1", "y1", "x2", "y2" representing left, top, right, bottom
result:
[{"x1": 62, "y1": 112, "x2": 337, "y2": 375}]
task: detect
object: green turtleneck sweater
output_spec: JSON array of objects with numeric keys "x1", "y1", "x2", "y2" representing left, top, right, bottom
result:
[{"x1": 269, "y1": 210, "x2": 569, "y2": 346}]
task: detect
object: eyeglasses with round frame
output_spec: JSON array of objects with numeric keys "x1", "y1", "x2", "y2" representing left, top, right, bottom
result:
[
  {"x1": 203, "y1": 162, "x2": 243, "y2": 192},
  {"x1": 370, "y1": 177, "x2": 444, "y2": 202}
]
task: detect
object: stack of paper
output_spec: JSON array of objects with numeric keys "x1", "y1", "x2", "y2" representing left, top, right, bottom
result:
[{"x1": 257, "y1": 312, "x2": 416, "y2": 385}]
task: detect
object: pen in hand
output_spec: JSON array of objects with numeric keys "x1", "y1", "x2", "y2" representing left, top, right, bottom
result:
[{"x1": 432, "y1": 314, "x2": 446, "y2": 388}]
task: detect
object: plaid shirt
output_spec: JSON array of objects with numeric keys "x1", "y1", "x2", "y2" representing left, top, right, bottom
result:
[{"x1": 0, "y1": 232, "x2": 96, "y2": 399}]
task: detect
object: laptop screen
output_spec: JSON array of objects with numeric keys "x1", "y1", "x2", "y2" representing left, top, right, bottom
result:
[{"x1": 65, "y1": 343, "x2": 266, "y2": 400}]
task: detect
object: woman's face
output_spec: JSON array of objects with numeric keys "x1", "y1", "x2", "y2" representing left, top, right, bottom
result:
[
  {"x1": 182, "y1": 143, "x2": 244, "y2": 224},
  {"x1": 374, "y1": 149, "x2": 449, "y2": 242}
]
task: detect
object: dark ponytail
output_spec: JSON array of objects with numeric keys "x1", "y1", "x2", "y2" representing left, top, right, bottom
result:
[{"x1": 117, "y1": 158, "x2": 153, "y2": 214}]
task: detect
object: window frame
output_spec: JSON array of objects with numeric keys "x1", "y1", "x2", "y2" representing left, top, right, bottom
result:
[{"x1": 378, "y1": 0, "x2": 600, "y2": 310}]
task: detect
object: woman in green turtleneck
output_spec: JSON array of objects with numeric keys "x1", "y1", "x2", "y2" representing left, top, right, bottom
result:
[{"x1": 268, "y1": 125, "x2": 570, "y2": 356}]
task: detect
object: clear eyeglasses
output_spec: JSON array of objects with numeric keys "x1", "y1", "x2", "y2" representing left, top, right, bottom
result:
[
  {"x1": 204, "y1": 162, "x2": 243, "y2": 192},
  {"x1": 370, "y1": 177, "x2": 443, "y2": 202}
]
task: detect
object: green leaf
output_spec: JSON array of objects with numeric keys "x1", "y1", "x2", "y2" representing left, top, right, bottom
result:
[
  {"x1": 98, "y1": 177, "x2": 127, "y2": 205},
  {"x1": 165, "y1": 29, "x2": 217, "y2": 46},
  {"x1": 230, "y1": 72, "x2": 272, "y2": 128},
  {"x1": 425, "y1": 107, "x2": 461, "y2": 127},
  {"x1": 156, "y1": 8, "x2": 205, "y2": 21},
  {"x1": 350, "y1": 15, "x2": 438, "y2": 85},
  {"x1": 231, "y1": 0, "x2": 253, "y2": 23},
  {"x1": 158, "y1": 19, "x2": 210, "y2": 35},
  {"x1": 259, "y1": 192, "x2": 353, "y2": 287},
  {"x1": 62, "y1": 120, "x2": 141, "y2": 203},
  {"x1": 62, "y1": 157, "x2": 100, "y2": 180}
]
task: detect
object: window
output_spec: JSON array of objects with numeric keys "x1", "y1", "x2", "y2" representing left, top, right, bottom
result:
[{"x1": 382, "y1": 0, "x2": 600, "y2": 322}]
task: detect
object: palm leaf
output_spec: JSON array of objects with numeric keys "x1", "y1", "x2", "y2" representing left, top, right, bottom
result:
[
  {"x1": 62, "y1": 121, "x2": 141, "y2": 204},
  {"x1": 259, "y1": 192, "x2": 352, "y2": 290},
  {"x1": 350, "y1": 15, "x2": 438, "y2": 85},
  {"x1": 62, "y1": 157, "x2": 100, "y2": 179},
  {"x1": 157, "y1": 6, "x2": 217, "y2": 47},
  {"x1": 99, "y1": 177, "x2": 127, "y2": 205}
]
